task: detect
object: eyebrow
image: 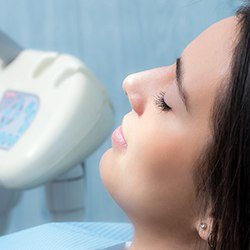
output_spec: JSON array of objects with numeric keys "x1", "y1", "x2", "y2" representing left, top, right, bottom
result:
[{"x1": 176, "y1": 57, "x2": 189, "y2": 112}]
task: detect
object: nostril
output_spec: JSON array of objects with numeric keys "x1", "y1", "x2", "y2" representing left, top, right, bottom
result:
[
  {"x1": 122, "y1": 74, "x2": 144, "y2": 115},
  {"x1": 129, "y1": 94, "x2": 144, "y2": 116}
]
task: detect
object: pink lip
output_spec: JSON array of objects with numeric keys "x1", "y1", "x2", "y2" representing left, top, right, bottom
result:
[{"x1": 111, "y1": 125, "x2": 127, "y2": 150}]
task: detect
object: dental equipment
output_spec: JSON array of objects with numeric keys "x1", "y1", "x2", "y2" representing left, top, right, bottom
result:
[{"x1": 0, "y1": 30, "x2": 114, "y2": 234}]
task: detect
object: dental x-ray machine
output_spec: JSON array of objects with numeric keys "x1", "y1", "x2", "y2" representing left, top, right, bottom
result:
[{"x1": 0, "y1": 30, "x2": 114, "y2": 235}]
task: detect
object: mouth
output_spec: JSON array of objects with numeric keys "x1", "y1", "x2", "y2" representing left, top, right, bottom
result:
[{"x1": 111, "y1": 125, "x2": 128, "y2": 151}]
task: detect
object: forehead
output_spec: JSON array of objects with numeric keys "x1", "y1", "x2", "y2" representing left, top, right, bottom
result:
[{"x1": 182, "y1": 16, "x2": 238, "y2": 116}]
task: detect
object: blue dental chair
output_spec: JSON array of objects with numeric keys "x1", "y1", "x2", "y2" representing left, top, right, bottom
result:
[{"x1": 0, "y1": 222, "x2": 133, "y2": 250}]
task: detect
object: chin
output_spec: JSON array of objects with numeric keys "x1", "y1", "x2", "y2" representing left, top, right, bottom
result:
[
  {"x1": 99, "y1": 148, "x2": 127, "y2": 205},
  {"x1": 99, "y1": 148, "x2": 115, "y2": 189}
]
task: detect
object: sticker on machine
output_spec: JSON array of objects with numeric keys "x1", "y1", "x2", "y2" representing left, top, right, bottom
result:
[{"x1": 0, "y1": 90, "x2": 40, "y2": 150}]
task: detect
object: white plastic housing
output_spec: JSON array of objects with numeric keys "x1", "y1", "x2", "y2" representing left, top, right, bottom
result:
[{"x1": 0, "y1": 50, "x2": 114, "y2": 189}]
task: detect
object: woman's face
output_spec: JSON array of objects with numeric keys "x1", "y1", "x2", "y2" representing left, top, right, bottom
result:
[{"x1": 100, "y1": 17, "x2": 237, "y2": 231}]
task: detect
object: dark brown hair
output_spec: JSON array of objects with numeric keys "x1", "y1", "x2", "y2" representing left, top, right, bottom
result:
[{"x1": 195, "y1": 4, "x2": 250, "y2": 250}]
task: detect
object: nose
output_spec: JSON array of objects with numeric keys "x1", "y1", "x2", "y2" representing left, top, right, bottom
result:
[
  {"x1": 122, "y1": 66, "x2": 174, "y2": 116},
  {"x1": 122, "y1": 74, "x2": 145, "y2": 116}
]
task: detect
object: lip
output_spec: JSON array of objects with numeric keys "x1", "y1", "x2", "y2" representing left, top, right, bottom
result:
[{"x1": 111, "y1": 125, "x2": 128, "y2": 151}]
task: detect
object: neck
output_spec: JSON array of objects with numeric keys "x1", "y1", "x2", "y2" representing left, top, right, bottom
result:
[{"x1": 128, "y1": 221, "x2": 207, "y2": 250}]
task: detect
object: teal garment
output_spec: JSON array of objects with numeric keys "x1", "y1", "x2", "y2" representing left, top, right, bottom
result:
[{"x1": 0, "y1": 222, "x2": 134, "y2": 250}]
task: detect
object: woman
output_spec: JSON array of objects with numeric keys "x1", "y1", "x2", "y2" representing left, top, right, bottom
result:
[
  {"x1": 0, "y1": 4, "x2": 248, "y2": 250},
  {"x1": 100, "y1": 5, "x2": 250, "y2": 250}
]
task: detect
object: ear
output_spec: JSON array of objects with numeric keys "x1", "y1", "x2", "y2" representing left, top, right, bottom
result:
[{"x1": 196, "y1": 216, "x2": 213, "y2": 241}]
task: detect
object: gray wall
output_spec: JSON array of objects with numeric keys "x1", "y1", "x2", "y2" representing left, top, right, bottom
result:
[{"x1": 0, "y1": 0, "x2": 240, "y2": 234}]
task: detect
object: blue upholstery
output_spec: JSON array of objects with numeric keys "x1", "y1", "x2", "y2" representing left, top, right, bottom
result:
[{"x1": 0, "y1": 222, "x2": 134, "y2": 250}]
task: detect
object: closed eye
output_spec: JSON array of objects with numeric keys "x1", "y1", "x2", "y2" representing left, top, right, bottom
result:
[{"x1": 154, "y1": 91, "x2": 171, "y2": 112}]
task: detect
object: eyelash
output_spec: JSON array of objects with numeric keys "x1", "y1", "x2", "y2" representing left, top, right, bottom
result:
[{"x1": 154, "y1": 91, "x2": 171, "y2": 112}]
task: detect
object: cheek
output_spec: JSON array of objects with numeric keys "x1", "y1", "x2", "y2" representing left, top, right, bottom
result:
[
  {"x1": 99, "y1": 116, "x2": 205, "y2": 222},
  {"x1": 122, "y1": 119, "x2": 205, "y2": 214},
  {"x1": 117, "y1": 121, "x2": 200, "y2": 218},
  {"x1": 126, "y1": 122, "x2": 196, "y2": 185}
]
